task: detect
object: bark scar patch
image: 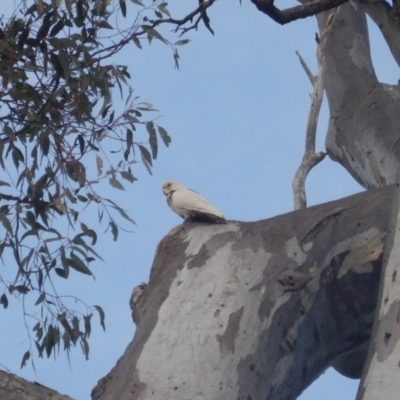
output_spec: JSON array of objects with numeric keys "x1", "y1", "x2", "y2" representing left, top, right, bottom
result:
[
  {"x1": 377, "y1": 300, "x2": 400, "y2": 362},
  {"x1": 216, "y1": 307, "x2": 244, "y2": 357},
  {"x1": 277, "y1": 272, "x2": 313, "y2": 292}
]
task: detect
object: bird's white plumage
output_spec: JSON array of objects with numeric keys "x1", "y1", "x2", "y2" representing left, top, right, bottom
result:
[{"x1": 162, "y1": 180, "x2": 225, "y2": 223}]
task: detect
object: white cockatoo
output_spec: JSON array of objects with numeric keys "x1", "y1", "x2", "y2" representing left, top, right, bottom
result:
[{"x1": 162, "y1": 180, "x2": 226, "y2": 223}]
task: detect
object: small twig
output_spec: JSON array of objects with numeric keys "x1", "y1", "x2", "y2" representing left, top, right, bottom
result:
[
  {"x1": 292, "y1": 8, "x2": 340, "y2": 210},
  {"x1": 295, "y1": 51, "x2": 315, "y2": 85},
  {"x1": 292, "y1": 50, "x2": 326, "y2": 210}
]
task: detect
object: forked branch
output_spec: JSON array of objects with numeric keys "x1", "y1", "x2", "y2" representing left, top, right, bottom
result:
[{"x1": 292, "y1": 9, "x2": 341, "y2": 209}]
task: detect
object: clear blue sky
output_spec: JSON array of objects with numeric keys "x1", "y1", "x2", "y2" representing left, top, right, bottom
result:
[{"x1": 1, "y1": 1, "x2": 398, "y2": 399}]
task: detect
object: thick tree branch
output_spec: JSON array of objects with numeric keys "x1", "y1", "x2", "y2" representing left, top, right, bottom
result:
[
  {"x1": 356, "y1": 0, "x2": 400, "y2": 68},
  {"x1": 250, "y1": 0, "x2": 349, "y2": 24},
  {"x1": 0, "y1": 370, "x2": 74, "y2": 400},
  {"x1": 92, "y1": 187, "x2": 392, "y2": 400},
  {"x1": 312, "y1": 3, "x2": 400, "y2": 189}
]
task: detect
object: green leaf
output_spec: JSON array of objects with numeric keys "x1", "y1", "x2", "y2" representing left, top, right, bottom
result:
[
  {"x1": 49, "y1": 19, "x2": 65, "y2": 37},
  {"x1": 0, "y1": 212, "x2": 12, "y2": 234},
  {"x1": 20, "y1": 350, "x2": 30, "y2": 369},
  {"x1": 119, "y1": 0, "x2": 127, "y2": 17},
  {"x1": 101, "y1": 104, "x2": 111, "y2": 119},
  {"x1": 143, "y1": 26, "x2": 166, "y2": 44},
  {"x1": 132, "y1": 35, "x2": 142, "y2": 49},
  {"x1": 65, "y1": 188, "x2": 77, "y2": 204},
  {"x1": 81, "y1": 336, "x2": 89, "y2": 360},
  {"x1": 109, "y1": 177, "x2": 125, "y2": 190},
  {"x1": 120, "y1": 170, "x2": 136, "y2": 183},
  {"x1": 173, "y1": 49, "x2": 180, "y2": 70},
  {"x1": 38, "y1": 269, "x2": 43, "y2": 290},
  {"x1": 96, "y1": 154, "x2": 103, "y2": 177},
  {"x1": 94, "y1": 20, "x2": 114, "y2": 30},
  {"x1": 138, "y1": 145, "x2": 152, "y2": 175},
  {"x1": 86, "y1": 230, "x2": 97, "y2": 246},
  {"x1": 1, "y1": 294, "x2": 8, "y2": 309},
  {"x1": 0, "y1": 141, "x2": 5, "y2": 169},
  {"x1": 83, "y1": 314, "x2": 92, "y2": 338},
  {"x1": 21, "y1": 248, "x2": 35, "y2": 268},
  {"x1": 50, "y1": 52, "x2": 64, "y2": 77},
  {"x1": 175, "y1": 39, "x2": 191, "y2": 46},
  {"x1": 130, "y1": 0, "x2": 144, "y2": 6},
  {"x1": 69, "y1": 253, "x2": 93, "y2": 276},
  {"x1": 158, "y1": 3, "x2": 171, "y2": 17},
  {"x1": 110, "y1": 220, "x2": 118, "y2": 241},
  {"x1": 146, "y1": 122, "x2": 158, "y2": 159},
  {"x1": 158, "y1": 126, "x2": 171, "y2": 147},
  {"x1": 126, "y1": 128, "x2": 133, "y2": 148},
  {"x1": 108, "y1": 110, "x2": 115, "y2": 124},
  {"x1": 12, "y1": 147, "x2": 24, "y2": 169},
  {"x1": 94, "y1": 305, "x2": 106, "y2": 331},
  {"x1": 77, "y1": 195, "x2": 88, "y2": 202},
  {"x1": 58, "y1": 50, "x2": 70, "y2": 81},
  {"x1": 76, "y1": 135, "x2": 85, "y2": 155},
  {"x1": 112, "y1": 205, "x2": 135, "y2": 224},
  {"x1": 60, "y1": 246, "x2": 70, "y2": 278},
  {"x1": 0, "y1": 181, "x2": 10, "y2": 187},
  {"x1": 104, "y1": 198, "x2": 135, "y2": 224},
  {"x1": 55, "y1": 268, "x2": 68, "y2": 279},
  {"x1": 35, "y1": 293, "x2": 46, "y2": 306}
]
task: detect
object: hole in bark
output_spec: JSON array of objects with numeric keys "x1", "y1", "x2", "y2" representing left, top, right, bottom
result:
[
  {"x1": 208, "y1": 293, "x2": 212, "y2": 297},
  {"x1": 384, "y1": 332, "x2": 391, "y2": 346}
]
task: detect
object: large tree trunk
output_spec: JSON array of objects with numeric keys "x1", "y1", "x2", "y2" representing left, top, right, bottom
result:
[
  {"x1": 356, "y1": 183, "x2": 400, "y2": 399},
  {"x1": 0, "y1": 370, "x2": 74, "y2": 400},
  {"x1": 317, "y1": 4, "x2": 400, "y2": 398},
  {"x1": 92, "y1": 186, "x2": 392, "y2": 400}
]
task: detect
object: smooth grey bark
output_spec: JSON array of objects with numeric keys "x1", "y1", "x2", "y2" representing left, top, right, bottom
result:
[
  {"x1": 92, "y1": 187, "x2": 392, "y2": 400},
  {"x1": 0, "y1": 370, "x2": 74, "y2": 400},
  {"x1": 316, "y1": 3, "x2": 400, "y2": 189},
  {"x1": 356, "y1": 183, "x2": 400, "y2": 399},
  {"x1": 356, "y1": 0, "x2": 400, "y2": 68},
  {"x1": 315, "y1": 5, "x2": 400, "y2": 398}
]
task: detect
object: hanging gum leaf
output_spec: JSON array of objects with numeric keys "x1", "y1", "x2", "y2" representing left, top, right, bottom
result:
[
  {"x1": 1, "y1": 294, "x2": 8, "y2": 309},
  {"x1": 119, "y1": 0, "x2": 127, "y2": 17},
  {"x1": 109, "y1": 177, "x2": 125, "y2": 190},
  {"x1": 157, "y1": 126, "x2": 171, "y2": 147},
  {"x1": 20, "y1": 350, "x2": 30, "y2": 369},
  {"x1": 146, "y1": 122, "x2": 158, "y2": 159},
  {"x1": 94, "y1": 305, "x2": 106, "y2": 331}
]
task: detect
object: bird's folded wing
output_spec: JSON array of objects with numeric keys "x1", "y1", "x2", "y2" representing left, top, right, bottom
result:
[{"x1": 173, "y1": 189, "x2": 224, "y2": 218}]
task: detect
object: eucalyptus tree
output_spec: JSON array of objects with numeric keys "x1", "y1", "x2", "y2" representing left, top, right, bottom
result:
[
  {"x1": 0, "y1": 0, "x2": 176, "y2": 367},
  {"x1": 91, "y1": 1, "x2": 400, "y2": 399}
]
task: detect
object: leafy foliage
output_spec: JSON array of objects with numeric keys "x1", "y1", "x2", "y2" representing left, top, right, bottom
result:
[{"x1": 0, "y1": 0, "x2": 192, "y2": 367}]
